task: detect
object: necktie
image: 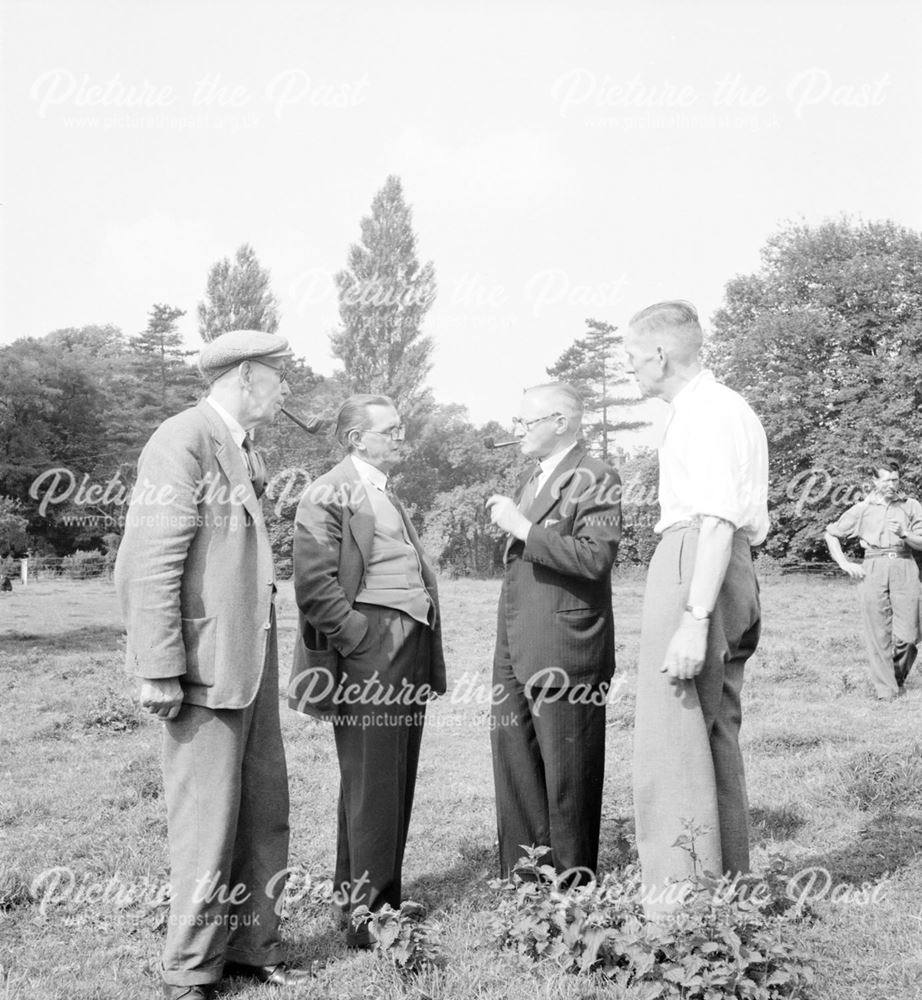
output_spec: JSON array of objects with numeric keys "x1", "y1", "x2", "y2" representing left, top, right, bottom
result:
[
  {"x1": 242, "y1": 433, "x2": 266, "y2": 499},
  {"x1": 517, "y1": 465, "x2": 541, "y2": 514},
  {"x1": 505, "y1": 465, "x2": 541, "y2": 562}
]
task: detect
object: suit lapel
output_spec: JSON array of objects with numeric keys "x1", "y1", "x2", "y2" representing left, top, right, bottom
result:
[
  {"x1": 198, "y1": 400, "x2": 262, "y2": 524},
  {"x1": 526, "y1": 443, "x2": 586, "y2": 526},
  {"x1": 340, "y1": 457, "x2": 376, "y2": 566}
]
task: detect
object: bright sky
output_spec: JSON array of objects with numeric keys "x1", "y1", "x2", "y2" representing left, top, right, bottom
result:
[{"x1": 2, "y1": 0, "x2": 920, "y2": 443}]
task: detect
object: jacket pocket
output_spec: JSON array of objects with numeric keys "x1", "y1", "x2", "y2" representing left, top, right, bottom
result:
[{"x1": 181, "y1": 616, "x2": 216, "y2": 686}]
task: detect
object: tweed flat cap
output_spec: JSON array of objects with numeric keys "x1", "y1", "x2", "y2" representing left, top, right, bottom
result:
[{"x1": 199, "y1": 330, "x2": 293, "y2": 380}]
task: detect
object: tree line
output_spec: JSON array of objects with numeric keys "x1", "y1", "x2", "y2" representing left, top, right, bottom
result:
[{"x1": 2, "y1": 182, "x2": 921, "y2": 573}]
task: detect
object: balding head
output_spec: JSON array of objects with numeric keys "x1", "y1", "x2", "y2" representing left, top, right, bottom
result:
[
  {"x1": 514, "y1": 382, "x2": 582, "y2": 460},
  {"x1": 524, "y1": 382, "x2": 584, "y2": 429}
]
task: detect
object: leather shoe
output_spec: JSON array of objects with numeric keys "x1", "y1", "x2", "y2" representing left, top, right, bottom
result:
[
  {"x1": 224, "y1": 961, "x2": 314, "y2": 986},
  {"x1": 161, "y1": 985, "x2": 216, "y2": 1000}
]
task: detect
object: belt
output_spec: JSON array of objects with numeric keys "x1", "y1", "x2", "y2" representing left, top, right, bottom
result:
[
  {"x1": 864, "y1": 548, "x2": 912, "y2": 560},
  {"x1": 662, "y1": 519, "x2": 699, "y2": 535}
]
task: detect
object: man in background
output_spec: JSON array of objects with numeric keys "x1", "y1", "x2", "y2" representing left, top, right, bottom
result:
[
  {"x1": 623, "y1": 300, "x2": 769, "y2": 915},
  {"x1": 486, "y1": 382, "x2": 620, "y2": 884},
  {"x1": 290, "y1": 394, "x2": 446, "y2": 948},
  {"x1": 825, "y1": 459, "x2": 922, "y2": 700},
  {"x1": 115, "y1": 330, "x2": 311, "y2": 998}
]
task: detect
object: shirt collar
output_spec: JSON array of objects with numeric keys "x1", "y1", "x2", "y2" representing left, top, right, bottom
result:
[
  {"x1": 349, "y1": 454, "x2": 388, "y2": 492},
  {"x1": 670, "y1": 368, "x2": 714, "y2": 411},
  {"x1": 206, "y1": 395, "x2": 249, "y2": 448},
  {"x1": 539, "y1": 440, "x2": 579, "y2": 479},
  {"x1": 867, "y1": 489, "x2": 908, "y2": 505}
]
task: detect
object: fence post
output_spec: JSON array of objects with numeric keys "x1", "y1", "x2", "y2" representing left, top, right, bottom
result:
[{"x1": 21, "y1": 555, "x2": 29, "y2": 587}]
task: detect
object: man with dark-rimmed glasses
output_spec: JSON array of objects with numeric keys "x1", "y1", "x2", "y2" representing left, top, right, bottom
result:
[{"x1": 289, "y1": 393, "x2": 446, "y2": 947}]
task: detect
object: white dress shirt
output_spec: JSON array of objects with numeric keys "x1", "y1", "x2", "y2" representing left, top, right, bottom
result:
[
  {"x1": 206, "y1": 395, "x2": 249, "y2": 455},
  {"x1": 535, "y1": 440, "x2": 579, "y2": 495},
  {"x1": 656, "y1": 370, "x2": 769, "y2": 546}
]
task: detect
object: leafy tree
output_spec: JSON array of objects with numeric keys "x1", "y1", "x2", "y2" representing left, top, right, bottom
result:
[
  {"x1": 197, "y1": 243, "x2": 280, "y2": 341},
  {"x1": 546, "y1": 318, "x2": 648, "y2": 461},
  {"x1": 129, "y1": 304, "x2": 199, "y2": 423},
  {"x1": 393, "y1": 405, "x2": 517, "y2": 519},
  {"x1": 617, "y1": 449, "x2": 659, "y2": 566},
  {"x1": 0, "y1": 327, "x2": 143, "y2": 553},
  {"x1": 708, "y1": 217, "x2": 922, "y2": 560},
  {"x1": 0, "y1": 495, "x2": 29, "y2": 556},
  {"x1": 330, "y1": 175, "x2": 437, "y2": 415}
]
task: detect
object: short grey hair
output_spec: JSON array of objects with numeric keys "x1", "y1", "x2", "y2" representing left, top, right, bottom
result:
[
  {"x1": 524, "y1": 382, "x2": 584, "y2": 428},
  {"x1": 334, "y1": 393, "x2": 395, "y2": 451},
  {"x1": 628, "y1": 300, "x2": 702, "y2": 363}
]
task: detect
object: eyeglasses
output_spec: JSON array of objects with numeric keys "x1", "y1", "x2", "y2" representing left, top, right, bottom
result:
[
  {"x1": 254, "y1": 360, "x2": 290, "y2": 382},
  {"x1": 511, "y1": 412, "x2": 562, "y2": 433},
  {"x1": 365, "y1": 424, "x2": 406, "y2": 442}
]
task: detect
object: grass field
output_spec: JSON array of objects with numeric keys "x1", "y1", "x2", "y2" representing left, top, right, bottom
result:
[{"x1": 1, "y1": 571, "x2": 921, "y2": 1000}]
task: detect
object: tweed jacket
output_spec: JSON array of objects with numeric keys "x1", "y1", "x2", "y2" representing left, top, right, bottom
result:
[{"x1": 114, "y1": 400, "x2": 276, "y2": 709}]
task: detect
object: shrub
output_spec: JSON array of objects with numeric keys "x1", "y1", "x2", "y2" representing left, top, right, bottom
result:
[
  {"x1": 491, "y1": 837, "x2": 814, "y2": 999},
  {"x1": 353, "y1": 901, "x2": 444, "y2": 973}
]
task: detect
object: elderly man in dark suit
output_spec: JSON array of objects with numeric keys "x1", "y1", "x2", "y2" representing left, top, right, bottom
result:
[
  {"x1": 289, "y1": 393, "x2": 446, "y2": 948},
  {"x1": 486, "y1": 382, "x2": 621, "y2": 884},
  {"x1": 114, "y1": 331, "x2": 311, "y2": 999}
]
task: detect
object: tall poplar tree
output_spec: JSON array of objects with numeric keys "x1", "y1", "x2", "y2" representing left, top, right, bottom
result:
[
  {"x1": 330, "y1": 175, "x2": 436, "y2": 414},
  {"x1": 197, "y1": 243, "x2": 280, "y2": 341}
]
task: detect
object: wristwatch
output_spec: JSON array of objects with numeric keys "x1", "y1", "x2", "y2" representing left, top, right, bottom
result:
[{"x1": 685, "y1": 604, "x2": 711, "y2": 621}]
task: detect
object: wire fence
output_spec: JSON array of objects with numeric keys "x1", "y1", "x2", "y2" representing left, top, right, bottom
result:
[{"x1": 0, "y1": 552, "x2": 115, "y2": 583}]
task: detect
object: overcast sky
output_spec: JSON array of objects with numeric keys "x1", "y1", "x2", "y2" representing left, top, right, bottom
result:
[{"x1": 2, "y1": 0, "x2": 920, "y2": 442}]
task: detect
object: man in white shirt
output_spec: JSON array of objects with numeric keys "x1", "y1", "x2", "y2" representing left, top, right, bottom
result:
[
  {"x1": 486, "y1": 383, "x2": 621, "y2": 884},
  {"x1": 622, "y1": 301, "x2": 769, "y2": 914}
]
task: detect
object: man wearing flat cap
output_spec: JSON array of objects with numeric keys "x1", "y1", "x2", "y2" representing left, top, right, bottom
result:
[{"x1": 115, "y1": 330, "x2": 312, "y2": 998}]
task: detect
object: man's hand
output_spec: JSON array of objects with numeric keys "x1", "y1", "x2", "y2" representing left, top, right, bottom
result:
[
  {"x1": 888, "y1": 519, "x2": 906, "y2": 539},
  {"x1": 140, "y1": 678, "x2": 184, "y2": 720},
  {"x1": 486, "y1": 495, "x2": 531, "y2": 541},
  {"x1": 661, "y1": 615, "x2": 710, "y2": 681},
  {"x1": 841, "y1": 561, "x2": 865, "y2": 580}
]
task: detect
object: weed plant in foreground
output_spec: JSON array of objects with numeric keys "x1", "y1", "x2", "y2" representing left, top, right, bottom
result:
[{"x1": 491, "y1": 834, "x2": 814, "y2": 1000}]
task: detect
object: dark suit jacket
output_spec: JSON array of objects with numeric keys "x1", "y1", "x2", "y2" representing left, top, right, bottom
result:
[
  {"x1": 501, "y1": 442, "x2": 621, "y2": 688},
  {"x1": 288, "y1": 455, "x2": 447, "y2": 719},
  {"x1": 114, "y1": 400, "x2": 276, "y2": 709}
]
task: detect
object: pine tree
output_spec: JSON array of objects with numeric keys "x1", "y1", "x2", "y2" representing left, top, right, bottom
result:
[
  {"x1": 130, "y1": 304, "x2": 195, "y2": 415},
  {"x1": 330, "y1": 176, "x2": 436, "y2": 414},
  {"x1": 197, "y1": 244, "x2": 280, "y2": 341},
  {"x1": 546, "y1": 318, "x2": 648, "y2": 461}
]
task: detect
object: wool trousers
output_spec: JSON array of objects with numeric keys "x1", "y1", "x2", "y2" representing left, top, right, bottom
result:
[
  {"x1": 161, "y1": 612, "x2": 289, "y2": 986},
  {"x1": 632, "y1": 526, "x2": 760, "y2": 913}
]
